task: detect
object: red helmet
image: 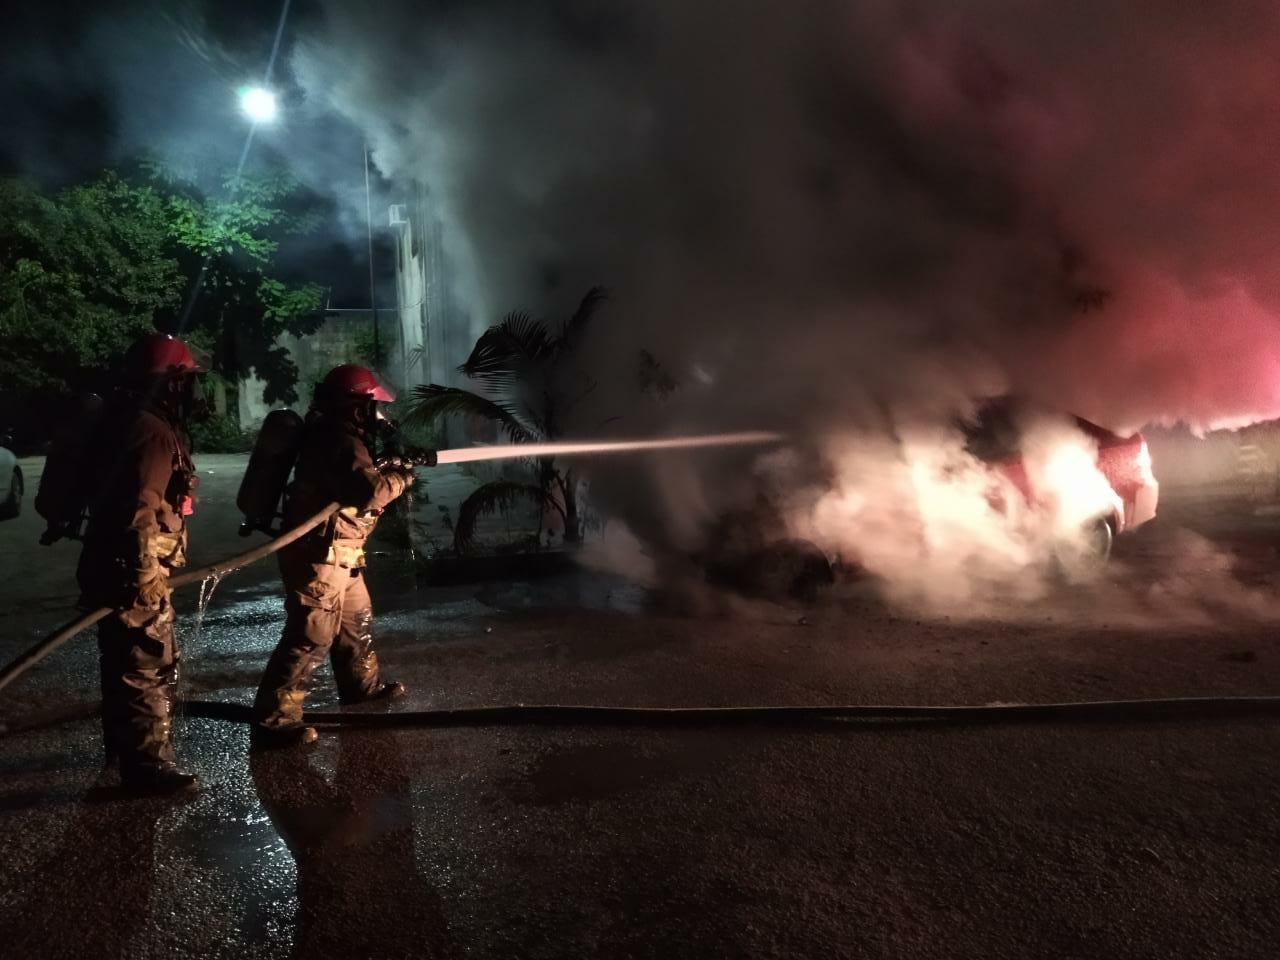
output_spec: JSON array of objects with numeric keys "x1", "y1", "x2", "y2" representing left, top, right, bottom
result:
[
  {"x1": 126, "y1": 333, "x2": 201, "y2": 377},
  {"x1": 319, "y1": 364, "x2": 394, "y2": 403}
]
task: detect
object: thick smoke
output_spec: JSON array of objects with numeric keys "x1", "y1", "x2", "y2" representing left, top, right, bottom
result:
[
  {"x1": 295, "y1": 1, "x2": 1280, "y2": 611},
  {"x1": 298, "y1": 0, "x2": 1280, "y2": 427}
]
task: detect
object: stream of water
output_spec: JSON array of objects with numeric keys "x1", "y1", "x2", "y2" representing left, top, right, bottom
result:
[{"x1": 434, "y1": 431, "x2": 781, "y2": 465}]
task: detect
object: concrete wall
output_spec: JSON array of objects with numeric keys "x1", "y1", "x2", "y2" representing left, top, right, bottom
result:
[
  {"x1": 391, "y1": 187, "x2": 468, "y2": 391},
  {"x1": 238, "y1": 310, "x2": 393, "y2": 428},
  {"x1": 392, "y1": 195, "x2": 427, "y2": 391},
  {"x1": 239, "y1": 187, "x2": 470, "y2": 432}
]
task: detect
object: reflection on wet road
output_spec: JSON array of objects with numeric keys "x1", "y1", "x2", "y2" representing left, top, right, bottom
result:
[
  {"x1": 3, "y1": 487, "x2": 1280, "y2": 957},
  {"x1": 247, "y1": 731, "x2": 455, "y2": 958}
]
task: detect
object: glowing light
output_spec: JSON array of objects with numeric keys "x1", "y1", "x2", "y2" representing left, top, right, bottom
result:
[
  {"x1": 1136, "y1": 440, "x2": 1156, "y2": 485},
  {"x1": 434, "y1": 431, "x2": 780, "y2": 465},
  {"x1": 1026, "y1": 432, "x2": 1122, "y2": 536},
  {"x1": 239, "y1": 87, "x2": 278, "y2": 124}
]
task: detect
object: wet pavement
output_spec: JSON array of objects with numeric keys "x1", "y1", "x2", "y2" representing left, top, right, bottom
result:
[{"x1": 1, "y1": 461, "x2": 1279, "y2": 958}]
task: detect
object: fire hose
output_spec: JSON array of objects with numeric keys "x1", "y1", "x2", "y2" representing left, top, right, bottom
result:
[
  {"x1": 4, "y1": 494, "x2": 1280, "y2": 728},
  {"x1": 0, "y1": 501, "x2": 341, "y2": 697},
  {"x1": 3, "y1": 471, "x2": 1280, "y2": 731},
  {"x1": 176, "y1": 695, "x2": 1280, "y2": 729},
  {"x1": 0, "y1": 431, "x2": 783, "y2": 706}
]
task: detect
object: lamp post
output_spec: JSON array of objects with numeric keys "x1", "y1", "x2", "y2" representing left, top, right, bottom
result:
[
  {"x1": 363, "y1": 140, "x2": 380, "y2": 367},
  {"x1": 238, "y1": 88, "x2": 382, "y2": 371}
]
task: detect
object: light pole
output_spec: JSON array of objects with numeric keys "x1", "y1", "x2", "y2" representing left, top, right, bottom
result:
[
  {"x1": 238, "y1": 89, "x2": 382, "y2": 372},
  {"x1": 363, "y1": 140, "x2": 380, "y2": 368}
]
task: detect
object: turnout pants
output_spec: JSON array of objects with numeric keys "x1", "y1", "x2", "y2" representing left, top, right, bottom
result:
[
  {"x1": 98, "y1": 590, "x2": 179, "y2": 772},
  {"x1": 253, "y1": 546, "x2": 383, "y2": 729}
]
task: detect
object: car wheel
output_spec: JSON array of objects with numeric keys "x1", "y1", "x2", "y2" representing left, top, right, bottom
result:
[
  {"x1": 1055, "y1": 515, "x2": 1113, "y2": 582},
  {"x1": 1083, "y1": 515, "x2": 1114, "y2": 563},
  {"x1": 0, "y1": 466, "x2": 22, "y2": 520}
]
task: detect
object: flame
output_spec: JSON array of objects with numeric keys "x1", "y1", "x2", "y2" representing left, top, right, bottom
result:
[
  {"x1": 1136, "y1": 440, "x2": 1156, "y2": 486},
  {"x1": 1020, "y1": 422, "x2": 1122, "y2": 537}
]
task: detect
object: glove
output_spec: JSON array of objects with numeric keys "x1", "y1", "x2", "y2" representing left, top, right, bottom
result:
[
  {"x1": 133, "y1": 564, "x2": 171, "y2": 610},
  {"x1": 384, "y1": 466, "x2": 415, "y2": 498}
]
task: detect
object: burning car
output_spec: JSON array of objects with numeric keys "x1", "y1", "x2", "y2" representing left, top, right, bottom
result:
[
  {"x1": 961, "y1": 396, "x2": 1159, "y2": 563},
  {"x1": 701, "y1": 396, "x2": 1159, "y2": 600}
]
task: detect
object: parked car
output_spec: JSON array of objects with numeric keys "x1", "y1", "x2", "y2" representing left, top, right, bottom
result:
[
  {"x1": 0, "y1": 430, "x2": 23, "y2": 520},
  {"x1": 961, "y1": 396, "x2": 1159, "y2": 562}
]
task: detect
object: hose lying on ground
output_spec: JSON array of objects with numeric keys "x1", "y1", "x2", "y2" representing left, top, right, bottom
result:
[
  {"x1": 174, "y1": 694, "x2": 1280, "y2": 730},
  {"x1": 0, "y1": 502, "x2": 341, "y2": 696},
  {"x1": 6, "y1": 694, "x2": 1280, "y2": 738},
  {"x1": 6, "y1": 496, "x2": 1280, "y2": 730}
]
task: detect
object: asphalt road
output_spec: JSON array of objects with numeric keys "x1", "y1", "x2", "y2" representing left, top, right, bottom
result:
[{"x1": 0, "y1": 457, "x2": 1278, "y2": 959}]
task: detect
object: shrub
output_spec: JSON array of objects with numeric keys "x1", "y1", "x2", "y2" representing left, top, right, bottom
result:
[{"x1": 189, "y1": 412, "x2": 254, "y2": 453}]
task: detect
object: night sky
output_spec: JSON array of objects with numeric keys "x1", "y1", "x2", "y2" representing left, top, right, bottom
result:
[
  {"x1": 0, "y1": 0, "x2": 394, "y2": 307},
  {"x1": 10, "y1": 1, "x2": 1280, "y2": 432}
]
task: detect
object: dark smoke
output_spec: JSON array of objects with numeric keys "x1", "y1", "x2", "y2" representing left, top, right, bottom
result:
[
  {"x1": 295, "y1": 1, "x2": 1280, "y2": 609},
  {"x1": 296, "y1": 0, "x2": 1280, "y2": 432}
]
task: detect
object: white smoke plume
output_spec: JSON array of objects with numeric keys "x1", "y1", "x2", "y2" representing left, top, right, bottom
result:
[
  {"x1": 294, "y1": 1, "x2": 1280, "y2": 612},
  {"x1": 770, "y1": 410, "x2": 1120, "y2": 611}
]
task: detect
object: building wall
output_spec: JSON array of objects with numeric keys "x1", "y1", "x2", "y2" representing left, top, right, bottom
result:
[
  {"x1": 238, "y1": 310, "x2": 391, "y2": 427},
  {"x1": 239, "y1": 186, "x2": 468, "y2": 432},
  {"x1": 392, "y1": 187, "x2": 467, "y2": 391},
  {"x1": 392, "y1": 193, "x2": 427, "y2": 390}
]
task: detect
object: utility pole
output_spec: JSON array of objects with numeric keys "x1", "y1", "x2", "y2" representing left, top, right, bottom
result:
[{"x1": 363, "y1": 139, "x2": 380, "y2": 367}]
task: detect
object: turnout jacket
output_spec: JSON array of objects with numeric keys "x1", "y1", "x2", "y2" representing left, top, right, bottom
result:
[
  {"x1": 78, "y1": 401, "x2": 193, "y2": 600},
  {"x1": 283, "y1": 412, "x2": 408, "y2": 563}
]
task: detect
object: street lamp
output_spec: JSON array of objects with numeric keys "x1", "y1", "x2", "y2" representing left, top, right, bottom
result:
[
  {"x1": 239, "y1": 86, "x2": 278, "y2": 124},
  {"x1": 233, "y1": 88, "x2": 381, "y2": 369},
  {"x1": 363, "y1": 140, "x2": 380, "y2": 367}
]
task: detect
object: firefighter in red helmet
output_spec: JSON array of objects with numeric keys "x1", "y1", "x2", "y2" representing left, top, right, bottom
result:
[
  {"x1": 77, "y1": 332, "x2": 204, "y2": 794},
  {"x1": 252, "y1": 364, "x2": 415, "y2": 747}
]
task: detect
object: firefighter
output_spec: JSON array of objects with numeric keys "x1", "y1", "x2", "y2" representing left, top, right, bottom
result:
[
  {"x1": 77, "y1": 333, "x2": 203, "y2": 794},
  {"x1": 251, "y1": 365, "x2": 415, "y2": 747}
]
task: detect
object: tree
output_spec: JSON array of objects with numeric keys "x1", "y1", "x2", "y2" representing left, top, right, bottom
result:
[
  {"x1": 352, "y1": 324, "x2": 392, "y2": 370},
  {"x1": 0, "y1": 163, "x2": 328, "y2": 439},
  {"x1": 0, "y1": 173, "x2": 184, "y2": 396},
  {"x1": 403, "y1": 288, "x2": 606, "y2": 552},
  {"x1": 145, "y1": 162, "x2": 326, "y2": 404}
]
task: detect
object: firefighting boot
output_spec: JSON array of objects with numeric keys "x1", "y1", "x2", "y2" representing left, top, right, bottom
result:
[
  {"x1": 251, "y1": 682, "x2": 321, "y2": 749},
  {"x1": 254, "y1": 641, "x2": 325, "y2": 742},
  {"x1": 339, "y1": 680, "x2": 406, "y2": 706},
  {"x1": 250, "y1": 724, "x2": 320, "y2": 750},
  {"x1": 121, "y1": 761, "x2": 199, "y2": 796},
  {"x1": 333, "y1": 604, "x2": 399, "y2": 704}
]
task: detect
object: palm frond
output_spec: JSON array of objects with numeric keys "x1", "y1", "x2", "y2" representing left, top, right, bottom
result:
[
  {"x1": 453, "y1": 480, "x2": 555, "y2": 554},
  {"x1": 403, "y1": 384, "x2": 539, "y2": 443},
  {"x1": 558, "y1": 286, "x2": 607, "y2": 349},
  {"x1": 460, "y1": 311, "x2": 555, "y2": 390}
]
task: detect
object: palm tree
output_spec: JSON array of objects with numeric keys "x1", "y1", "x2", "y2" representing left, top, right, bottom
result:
[{"x1": 403, "y1": 287, "x2": 605, "y2": 553}]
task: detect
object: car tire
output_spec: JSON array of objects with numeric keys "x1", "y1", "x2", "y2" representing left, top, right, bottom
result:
[
  {"x1": 0, "y1": 466, "x2": 22, "y2": 520},
  {"x1": 1054, "y1": 515, "x2": 1114, "y2": 582},
  {"x1": 1085, "y1": 515, "x2": 1114, "y2": 563}
]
